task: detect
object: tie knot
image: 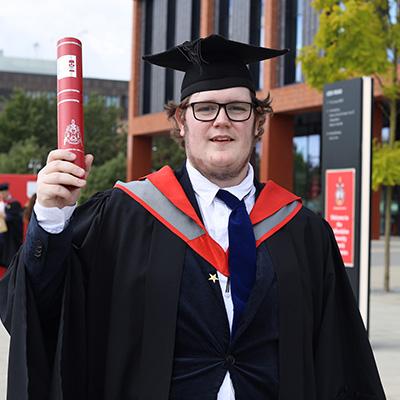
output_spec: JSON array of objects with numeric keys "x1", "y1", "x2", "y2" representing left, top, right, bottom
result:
[{"x1": 216, "y1": 189, "x2": 244, "y2": 210}]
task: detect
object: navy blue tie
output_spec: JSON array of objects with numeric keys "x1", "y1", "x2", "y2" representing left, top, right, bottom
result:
[{"x1": 216, "y1": 189, "x2": 257, "y2": 339}]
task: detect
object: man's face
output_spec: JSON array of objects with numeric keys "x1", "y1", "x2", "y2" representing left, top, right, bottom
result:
[
  {"x1": 177, "y1": 87, "x2": 259, "y2": 188},
  {"x1": 0, "y1": 190, "x2": 8, "y2": 201}
]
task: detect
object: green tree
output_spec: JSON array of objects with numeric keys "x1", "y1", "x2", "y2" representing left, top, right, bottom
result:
[
  {"x1": 84, "y1": 93, "x2": 125, "y2": 166},
  {"x1": 152, "y1": 135, "x2": 186, "y2": 171},
  {"x1": 0, "y1": 136, "x2": 47, "y2": 174},
  {"x1": 79, "y1": 151, "x2": 127, "y2": 204},
  {"x1": 293, "y1": 144, "x2": 308, "y2": 199},
  {"x1": 0, "y1": 89, "x2": 57, "y2": 155},
  {"x1": 298, "y1": 0, "x2": 400, "y2": 291},
  {"x1": 372, "y1": 139, "x2": 400, "y2": 190},
  {"x1": 0, "y1": 90, "x2": 126, "y2": 179}
]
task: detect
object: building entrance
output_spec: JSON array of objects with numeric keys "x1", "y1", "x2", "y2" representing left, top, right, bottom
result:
[{"x1": 293, "y1": 112, "x2": 322, "y2": 215}]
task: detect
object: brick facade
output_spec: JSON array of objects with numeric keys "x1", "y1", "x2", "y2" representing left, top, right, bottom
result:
[{"x1": 127, "y1": 0, "x2": 384, "y2": 238}]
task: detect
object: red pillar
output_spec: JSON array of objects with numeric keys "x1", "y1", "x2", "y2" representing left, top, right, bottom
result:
[
  {"x1": 259, "y1": 114, "x2": 294, "y2": 191},
  {"x1": 127, "y1": 134, "x2": 153, "y2": 181},
  {"x1": 200, "y1": 0, "x2": 214, "y2": 37},
  {"x1": 127, "y1": 0, "x2": 154, "y2": 182}
]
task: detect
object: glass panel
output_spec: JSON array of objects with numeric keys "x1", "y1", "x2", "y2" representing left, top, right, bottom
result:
[{"x1": 293, "y1": 134, "x2": 321, "y2": 215}]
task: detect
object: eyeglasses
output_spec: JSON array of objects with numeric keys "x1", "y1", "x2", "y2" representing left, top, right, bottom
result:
[{"x1": 185, "y1": 101, "x2": 255, "y2": 122}]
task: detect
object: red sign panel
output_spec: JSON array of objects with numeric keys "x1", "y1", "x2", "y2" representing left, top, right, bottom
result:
[
  {"x1": 325, "y1": 169, "x2": 355, "y2": 267},
  {"x1": 0, "y1": 174, "x2": 37, "y2": 207}
]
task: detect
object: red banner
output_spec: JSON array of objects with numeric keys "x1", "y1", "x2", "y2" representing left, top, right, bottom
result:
[
  {"x1": 325, "y1": 169, "x2": 355, "y2": 267},
  {"x1": 0, "y1": 174, "x2": 37, "y2": 207}
]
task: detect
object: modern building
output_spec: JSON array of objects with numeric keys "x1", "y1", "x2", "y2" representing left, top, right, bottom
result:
[
  {"x1": 0, "y1": 50, "x2": 129, "y2": 118},
  {"x1": 127, "y1": 0, "x2": 400, "y2": 239}
]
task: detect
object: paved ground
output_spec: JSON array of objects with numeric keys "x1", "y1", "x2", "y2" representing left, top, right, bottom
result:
[
  {"x1": 0, "y1": 322, "x2": 8, "y2": 400},
  {"x1": 369, "y1": 236, "x2": 400, "y2": 400},
  {"x1": 0, "y1": 237, "x2": 399, "y2": 399}
]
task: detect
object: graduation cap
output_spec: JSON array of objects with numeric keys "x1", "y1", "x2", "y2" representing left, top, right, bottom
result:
[
  {"x1": 143, "y1": 34, "x2": 289, "y2": 100},
  {"x1": 0, "y1": 183, "x2": 9, "y2": 191}
]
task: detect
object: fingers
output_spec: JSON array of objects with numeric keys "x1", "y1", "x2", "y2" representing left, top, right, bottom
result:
[
  {"x1": 46, "y1": 149, "x2": 76, "y2": 164},
  {"x1": 84, "y1": 154, "x2": 94, "y2": 179},
  {"x1": 37, "y1": 150, "x2": 93, "y2": 209}
]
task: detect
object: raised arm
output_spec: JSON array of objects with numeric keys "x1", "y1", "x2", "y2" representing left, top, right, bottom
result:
[{"x1": 24, "y1": 150, "x2": 93, "y2": 318}]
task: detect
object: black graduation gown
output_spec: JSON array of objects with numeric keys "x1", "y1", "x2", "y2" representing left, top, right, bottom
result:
[
  {"x1": 0, "y1": 199, "x2": 23, "y2": 267},
  {"x1": 0, "y1": 166, "x2": 385, "y2": 400}
]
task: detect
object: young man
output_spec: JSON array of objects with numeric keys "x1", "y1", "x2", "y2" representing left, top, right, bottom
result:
[
  {"x1": 0, "y1": 35, "x2": 385, "y2": 400},
  {"x1": 0, "y1": 182, "x2": 23, "y2": 269}
]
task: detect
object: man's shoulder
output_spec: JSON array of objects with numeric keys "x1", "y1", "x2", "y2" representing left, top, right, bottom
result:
[
  {"x1": 286, "y1": 205, "x2": 335, "y2": 248},
  {"x1": 294, "y1": 204, "x2": 325, "y2": 225},
  {"x1": 257, "y1": 181, "x2": 327, "y2": 233},
  {"x1": 5, "y1": 199, "x2": 22, "y2": 215}
]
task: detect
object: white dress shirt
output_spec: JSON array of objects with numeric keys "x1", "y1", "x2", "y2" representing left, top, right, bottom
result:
[
  {"x1": 34, "y1": 161, "x2": 257, "y2": 399},
  {"x1": 185, "y1": 160, "x2": 256, "y2": 400}
]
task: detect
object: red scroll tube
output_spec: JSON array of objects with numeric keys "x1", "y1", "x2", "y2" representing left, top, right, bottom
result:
[{"x1": 57, "y1": 37, "x2": 85, "y2": 169}]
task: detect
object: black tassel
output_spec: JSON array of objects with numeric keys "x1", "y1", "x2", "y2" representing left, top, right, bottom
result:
[{"x1": 178, "y1": 38, "x2": 208, "y2": 74}]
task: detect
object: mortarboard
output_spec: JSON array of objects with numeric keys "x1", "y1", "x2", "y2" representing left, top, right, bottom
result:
[
  {"x1": 0, "y1": 183, "x2": 9, "y2": 191},
  {"x1": 142, "y1": 34, "x2": 289, "y2": 100}
]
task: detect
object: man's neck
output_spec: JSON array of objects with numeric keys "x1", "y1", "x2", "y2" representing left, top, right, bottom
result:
[{"x1": 186, "y1": 159, "x2": 253, "y2": 189}]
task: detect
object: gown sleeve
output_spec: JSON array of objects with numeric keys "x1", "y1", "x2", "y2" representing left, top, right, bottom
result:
[
  {"x1": 315, "y1": 219, "x2": 386, "y2": 399},
  {"x1": 0, "y1": 189, "x2": 113, "y2": 399},
  {"x1": 268, "y1": 208, "x2": 386, "y2": 400}
]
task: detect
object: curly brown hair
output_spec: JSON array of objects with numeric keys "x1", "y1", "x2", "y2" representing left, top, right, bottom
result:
[{"x1": 164, "y1": 92, "x2": 273, "y2": 149}]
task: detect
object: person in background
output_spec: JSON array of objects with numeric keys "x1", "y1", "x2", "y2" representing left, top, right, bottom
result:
[
  {"x1": 0, "y1": 182, "x2": 22, "y2": 269},
  {"x1": 22, "y1": 193, "x2": 37, "y2": 240},
  {"x1": 0, "y1": 35, "x2": 385, "y2": 400}
]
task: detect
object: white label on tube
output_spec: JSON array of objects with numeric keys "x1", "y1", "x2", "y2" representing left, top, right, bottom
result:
[{"x1": 57, "y1": 55, "x2": 77, "y2": 79}]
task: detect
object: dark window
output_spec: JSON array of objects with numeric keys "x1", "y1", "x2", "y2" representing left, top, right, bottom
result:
[
  {"x1": 165, "y1": 0, "x2": 176, "y2": 102},
  {"x1": 249, "y1": 0, "x2": 262, "y2": 90},
  {"x1": 143, "y1": 0, "x2": 153, "y2": 114},
  {"x1": 191, "y1": 0, "x2": 201, "y2": 40},
  {"x1": 284, "y1": 0, "x2": 298, "y2": 85},
  {"x1": 218, "y1": 0, "x2": 230, "y2": 37}
]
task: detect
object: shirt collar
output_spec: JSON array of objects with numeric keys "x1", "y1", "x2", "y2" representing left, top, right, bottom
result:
[{"x1": 186, "y1": 159, "x2": 255, "y2": 205}]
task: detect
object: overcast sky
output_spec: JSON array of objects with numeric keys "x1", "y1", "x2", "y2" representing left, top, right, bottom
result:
[{"x1": 0, "y1": 0, "x2": 133, "y2": 81}]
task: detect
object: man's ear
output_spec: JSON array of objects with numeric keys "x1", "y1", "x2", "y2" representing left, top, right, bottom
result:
[
  {"x1": 254, "y1": 113, "x2": 261, "y2": 131},
  {"x1": 175, "y1": 108, "x2": 185, "y2": 137}
]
